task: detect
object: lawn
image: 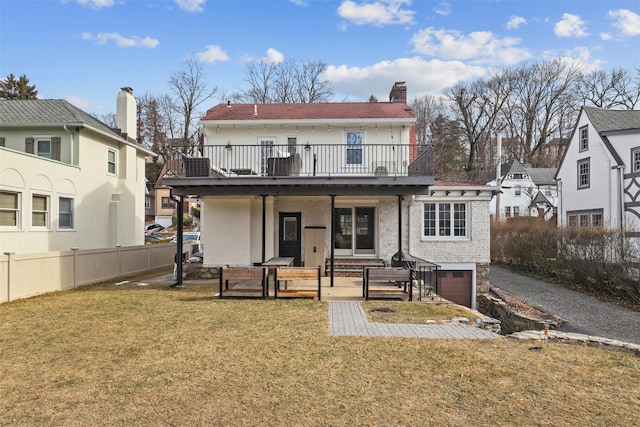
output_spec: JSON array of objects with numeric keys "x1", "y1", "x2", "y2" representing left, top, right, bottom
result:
[{"x1": 1, "y1": 274, "x2": 638, "y2": 426}]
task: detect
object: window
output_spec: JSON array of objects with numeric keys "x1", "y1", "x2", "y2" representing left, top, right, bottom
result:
[
  {"x1": 514, "y1": 185, "x2": 522, "y2": 196},
  {"x1": 25, "y1": 137, "x2": 61, "y2": 160},
  {"x1": 108, "y1": 149, "x2": 117, "y2": 174},
  {"x1": 423, "y1": 202, "x2": 467, "y2": 238},
  {"x1": 37, "y1": 139, "x2": 51, "y2": 158},
  {"x1": 287, "y1": 137, "x2": 297, "y2": 155},
  {"x1": 577, "y1": 158, "x2": 590, "y2": 189},
  {"x1": 632, "y1": 148, "x2": 640, "y2": 173},
  {"x1": 32, "y1": 194, "x2": 49, "y2": 228},
  {"x1": 579, "y1": 125, "x2": 588, "y2": 152},
  {"x1": 161, "y1": 197, "x2": 175, "y2": 209},
  {"x1": 513, "y1": 206, "x2": 520, "y2": 217},
  {"x1": 145, "y1": 197, "x2": 151, "y2": 210},
  {"x1": 0, "y1": 191, "x2": 20, "y2": 228},
  {"x1": 505, "y1": 206, "x2": 512, "y2": 218},
  {"x1": 567, "y1": 209, "x2": 604, "y2": 228},
  {"x1": 346, "y1": 131, "x2": 363, "y2": 165},
  {"x1": 511, "y1": 173, "x2": 524, "y2": 180},
  {"x1": 58, "y1": 197, "x2": 74, "y2": 229}
]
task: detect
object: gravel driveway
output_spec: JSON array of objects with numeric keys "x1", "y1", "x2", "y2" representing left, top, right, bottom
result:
[{"x1": 489, "y1": 265, "x2": 640, "y2": 345}]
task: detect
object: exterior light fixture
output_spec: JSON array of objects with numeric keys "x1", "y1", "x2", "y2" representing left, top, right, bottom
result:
[
  {"x1": 225, "y1": 141, "x2": 232, "y2": 151},
  {"x1": 304, "y1": 142, "x2": 311, "y2": 152}
]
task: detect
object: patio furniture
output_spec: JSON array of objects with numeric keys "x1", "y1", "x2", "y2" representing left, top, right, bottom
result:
[
  {"x1": 274, "y1": 266, "x2": 321, "y2": 300},
  {"x1": 219, "y1": 265, "x2": 269, "y2": 298},
  {"x1": 363, "y1": 266, "x2": 412, "y2": 301}
]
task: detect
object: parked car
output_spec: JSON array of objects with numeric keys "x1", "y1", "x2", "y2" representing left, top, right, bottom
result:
[
  {"x1": 145, "y1": 223, "x2": 165, "y2": 236},
  {"x1": 170, "y1": 231, "x2": 201, "y2": 243}
]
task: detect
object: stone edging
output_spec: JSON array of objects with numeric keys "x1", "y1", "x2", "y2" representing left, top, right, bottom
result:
[{"x1": 509, "y1": 330, "x2": 640, "y2": 355}]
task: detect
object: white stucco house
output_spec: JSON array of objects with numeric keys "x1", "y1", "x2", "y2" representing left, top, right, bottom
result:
[
  {"x1": 0, "y1": 88, "x2": 155, "y2": 253},
  {"x1": 163, "y1": 82, "x2": 494, "y2": 308},
  {"x1": 488, "y1": 159, "x2": 558, "y2": 222},
  {"x1": 556, "y1": 106, "x2": 640, "y2": 232}
]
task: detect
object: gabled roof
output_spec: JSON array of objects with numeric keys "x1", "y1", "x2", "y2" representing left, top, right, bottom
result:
[
  {"x1": 525, "y1": 168, "x2": 557, "y2": 186},
  {"x1": 532, "y1": 191, "x2": 551, "y2": 206},
  {"x1": 201, "y1": 102, "x2": 415, "y2": 122},
  {"x1": 583, "y1": 106, "x2": 640, "y2": 134},
  {"x1": 0, "y1": 99, "x2": 115, "y2": 135},
  {"x1": 487, "y1": 159, "x2": 527, "y2": 182}
]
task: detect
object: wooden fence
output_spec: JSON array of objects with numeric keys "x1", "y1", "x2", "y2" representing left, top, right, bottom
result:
[{"x1": 0, "y1": 243, "x2": 175, "y2": 303}]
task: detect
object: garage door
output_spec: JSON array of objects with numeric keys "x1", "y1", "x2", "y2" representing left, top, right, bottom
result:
[{"x1": 438, "y1": 270, "x2": 472, "y2": 308}]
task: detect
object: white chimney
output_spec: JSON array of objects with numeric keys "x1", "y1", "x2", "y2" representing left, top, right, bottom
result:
[{"x1": 116, "y1": 87, "x2": 136, "y2": 141}]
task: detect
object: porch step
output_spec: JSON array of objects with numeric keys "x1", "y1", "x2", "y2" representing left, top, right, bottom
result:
[{"x1": 325, "y1": 258, "x2": 386, "y2": 277}]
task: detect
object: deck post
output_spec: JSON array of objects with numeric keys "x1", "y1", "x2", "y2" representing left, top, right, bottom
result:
[
  {"x1": 170, "y1": 194, "x2": 184, "y2": 288},
  {"x1": 397, "y1": 195, "x2": 403, "y2": 256},
  {"x1": 330, "y1": 195, "x2": 335, "y2": 287}
]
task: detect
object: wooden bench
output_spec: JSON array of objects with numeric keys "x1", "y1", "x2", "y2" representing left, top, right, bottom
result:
[
  {"x1": 274, "y1": 266, "x2": 321, "y2": 300},
  {"x1": 363, "y1": 267, "x2": 413, "y2": 301},
  {"x1": 219, "y1": 266, "x2": 269, "y2": 299}
]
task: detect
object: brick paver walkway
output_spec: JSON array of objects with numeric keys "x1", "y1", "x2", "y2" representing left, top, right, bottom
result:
[{"x1": 328, "y1": 302, "x2": 500, "y2": 339}]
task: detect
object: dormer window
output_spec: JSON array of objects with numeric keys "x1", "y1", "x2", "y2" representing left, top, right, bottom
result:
[
  {"x1": 511, "y1": 173, "x2": 524, "y2": 180},
  {"x1": 579, "y1": 125, "x2": 588, "y2": 152}
]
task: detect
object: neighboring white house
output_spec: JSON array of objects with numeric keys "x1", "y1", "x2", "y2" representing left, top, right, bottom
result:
[
  {"x1": 488, "y1": 159, "x2": 558, "y2": 221},
  {"x1": 0, "y1": 88, "x2": 155, "y2": 253},
  {"x1": 556, "y1": 107, "x2": 640, "y2": 232},
  {"x1": 163, "y1": 82, "x2": 494, "y2": 308}
]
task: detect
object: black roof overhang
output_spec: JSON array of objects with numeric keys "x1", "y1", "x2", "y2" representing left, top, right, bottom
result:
[{"x1": 163, "y1": 176, "x2": 434, "y2": 197}]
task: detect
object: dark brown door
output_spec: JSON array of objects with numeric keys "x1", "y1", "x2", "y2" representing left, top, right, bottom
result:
[
  {"x1": 439, "y1": 270, "x2": 472, "y2": 308},
  {"x1": 279, "y1": 212, "x2": 301, "y2": 266}
]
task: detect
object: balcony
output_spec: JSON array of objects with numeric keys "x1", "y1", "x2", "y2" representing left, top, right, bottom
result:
[
  {"x1": 163, "y1": 143, "x2": 434, "y2": 197},
  {"x1": 167, "y1": 143, "x2": 433, "y2": 178}
]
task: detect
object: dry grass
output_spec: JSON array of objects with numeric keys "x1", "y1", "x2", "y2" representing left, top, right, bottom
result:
[
  {"x1": 1, "y1": 277, "x2": 639, "y2": 426},
  {"x1": 363, "y1": 301, "x2": 480, "y2": 324}
]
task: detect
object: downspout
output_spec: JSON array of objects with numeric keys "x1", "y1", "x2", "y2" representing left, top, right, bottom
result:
[
  {"x1": 397, "y1": 195, "x2": 403, "y2": 255},
  {"x1": 330, "y1": 195, "x2": 335, "y2": 287}
]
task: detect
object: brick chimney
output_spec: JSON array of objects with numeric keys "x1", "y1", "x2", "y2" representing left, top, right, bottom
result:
[
  {"x1": 389, "y1": 81, "x2": 407, "y2": 103},
  {"x1": 116, "y1": 87, "x2": 136, "y2": 141}
]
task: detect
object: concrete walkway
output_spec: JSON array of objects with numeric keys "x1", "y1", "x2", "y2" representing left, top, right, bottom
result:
[{"x1": 328, "y1": 302, "x2": 500, "y2": 339}]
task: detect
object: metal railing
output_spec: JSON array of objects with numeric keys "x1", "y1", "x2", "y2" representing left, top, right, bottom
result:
[{"x1": 167, "y1": 144, "x2": 433, "y2": 178}]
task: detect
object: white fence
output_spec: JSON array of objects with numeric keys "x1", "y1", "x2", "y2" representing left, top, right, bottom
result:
[{"x1": 0, "y1": 243, "x2": 175, "y2": 303}]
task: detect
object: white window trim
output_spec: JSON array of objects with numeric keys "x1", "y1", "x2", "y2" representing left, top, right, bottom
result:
[
  {"x1": 107, "y1": 148, "x2": 117, "y2": 175},
  {"x1": 0, "y1": 188, "x2": 22, "y2": 231},
  {"x1": 421, "y1": 201, "x2": 469, "y2": 241},
  {"x1": 344, "y1": 130, "x2": 366, "y2": 171},
  {"x1": 34, "y1": 135, "x2": 52, "y2": 158},
  {"x1": 30, "y1": 191, "x2": 51, "y2": 231},
  {"x1": 57, "y1": 195, "x2": 76, "y2": 231}
]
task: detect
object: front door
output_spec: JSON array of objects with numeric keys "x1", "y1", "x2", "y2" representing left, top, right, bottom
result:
[
  {"x1": 279, "y1": 212, "x2": 301, "y2": 266},
  {"x1": 334, "y1": 207, "x2": 375, "y2": 256}
]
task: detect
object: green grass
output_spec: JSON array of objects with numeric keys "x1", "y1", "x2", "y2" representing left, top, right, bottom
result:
[{"x1": 1, "y1": 276, "x2": 638, "y2": 426}]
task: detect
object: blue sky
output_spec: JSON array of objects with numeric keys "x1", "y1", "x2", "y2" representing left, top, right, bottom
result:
[{"x1": 1, "y1": 0, "x2": 639, "y2": 116}]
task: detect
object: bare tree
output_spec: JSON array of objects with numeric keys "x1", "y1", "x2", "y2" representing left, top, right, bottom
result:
[
  {"x1": 444, "y1": 72, "x2": 511, "y2": 181},
  {"x1": 501, "y1": 59, "x2": 580, "y2": 166},
  {"x1": 578, "y1": 67, "x2": 640, "y2": 110},
  {"x1": 168, "y1": 58, "x2": 217, "y2": 155},
  {"x1": 411, "y1": 93, "x2": 445, "y2": 146},
  {"x1": 241, "y1": 58, "x2": 333, "y2": 103}
]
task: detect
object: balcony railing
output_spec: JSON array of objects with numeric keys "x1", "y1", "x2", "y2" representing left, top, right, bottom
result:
[{"x1": 167, "y1": 144, "x2": 433, "y2": 178}]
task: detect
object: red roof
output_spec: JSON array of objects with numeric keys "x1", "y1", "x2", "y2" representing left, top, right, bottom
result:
[{"x1": 201, "y1": 102, "x2": 414, "y2": 121}]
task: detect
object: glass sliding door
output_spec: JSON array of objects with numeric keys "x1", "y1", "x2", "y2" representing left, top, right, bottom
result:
[{"x1": 334, "y1": 206, "x2": 375, "y2": 255}]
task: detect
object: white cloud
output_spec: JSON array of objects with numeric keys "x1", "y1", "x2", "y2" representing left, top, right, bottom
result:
[
  {"x1": 76, "y1": 0, "x2": 115, "y2": 9},
  {"x1": 600, "y1": 32, "x2": 612, "y2": 41},
  {"x1": 174, "y1": 0, "x2": 206, "y2": 12},
  {"x1": 337, "y1": 0, "x2": 415, "y2": 26},
  {"x1": 324, "y1": 57, "x2": 487, "y2": 99},
  {"x1": 251, "y1": 48, "x2": 285, "y2": 64},
  {"x1": 434, "y1": 2, "x2": 450, "y2": 16},
  {"x1": 195, "y1": 45, "x2": 229, "y2": 63},
  {"x1": 543, "y1": 46, "x2": 604, "y2": 74},
  {"x1": 66, "y1": 95, "x2": 99, "y2": 111},
  {"x1": 81, "y1": 32, "x2": 159, "y2": 48},
  {"x1": 289, "y1": 0, "x2": 309, "y2": 5},
  {"x1": 608, "y1": 9, "x2": 640, "y2": 36},
  {"x1": 506, "y1": 16, "x2": 526, "y2": 30},
  {"x1": 554, "y1": 13, "x2": 588, "y2": 38},
  {"x1": 411, "y1": 28, "x2": 531, "y2": 65}
]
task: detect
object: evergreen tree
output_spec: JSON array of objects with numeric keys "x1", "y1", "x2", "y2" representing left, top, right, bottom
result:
[{"x1": 0, "y1": 73, "x2": 38, "y2": 99}]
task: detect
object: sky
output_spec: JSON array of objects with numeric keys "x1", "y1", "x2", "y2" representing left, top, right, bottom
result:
[{"x1": 1, "y1": 0, "x2": 639, "y2": 117}]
